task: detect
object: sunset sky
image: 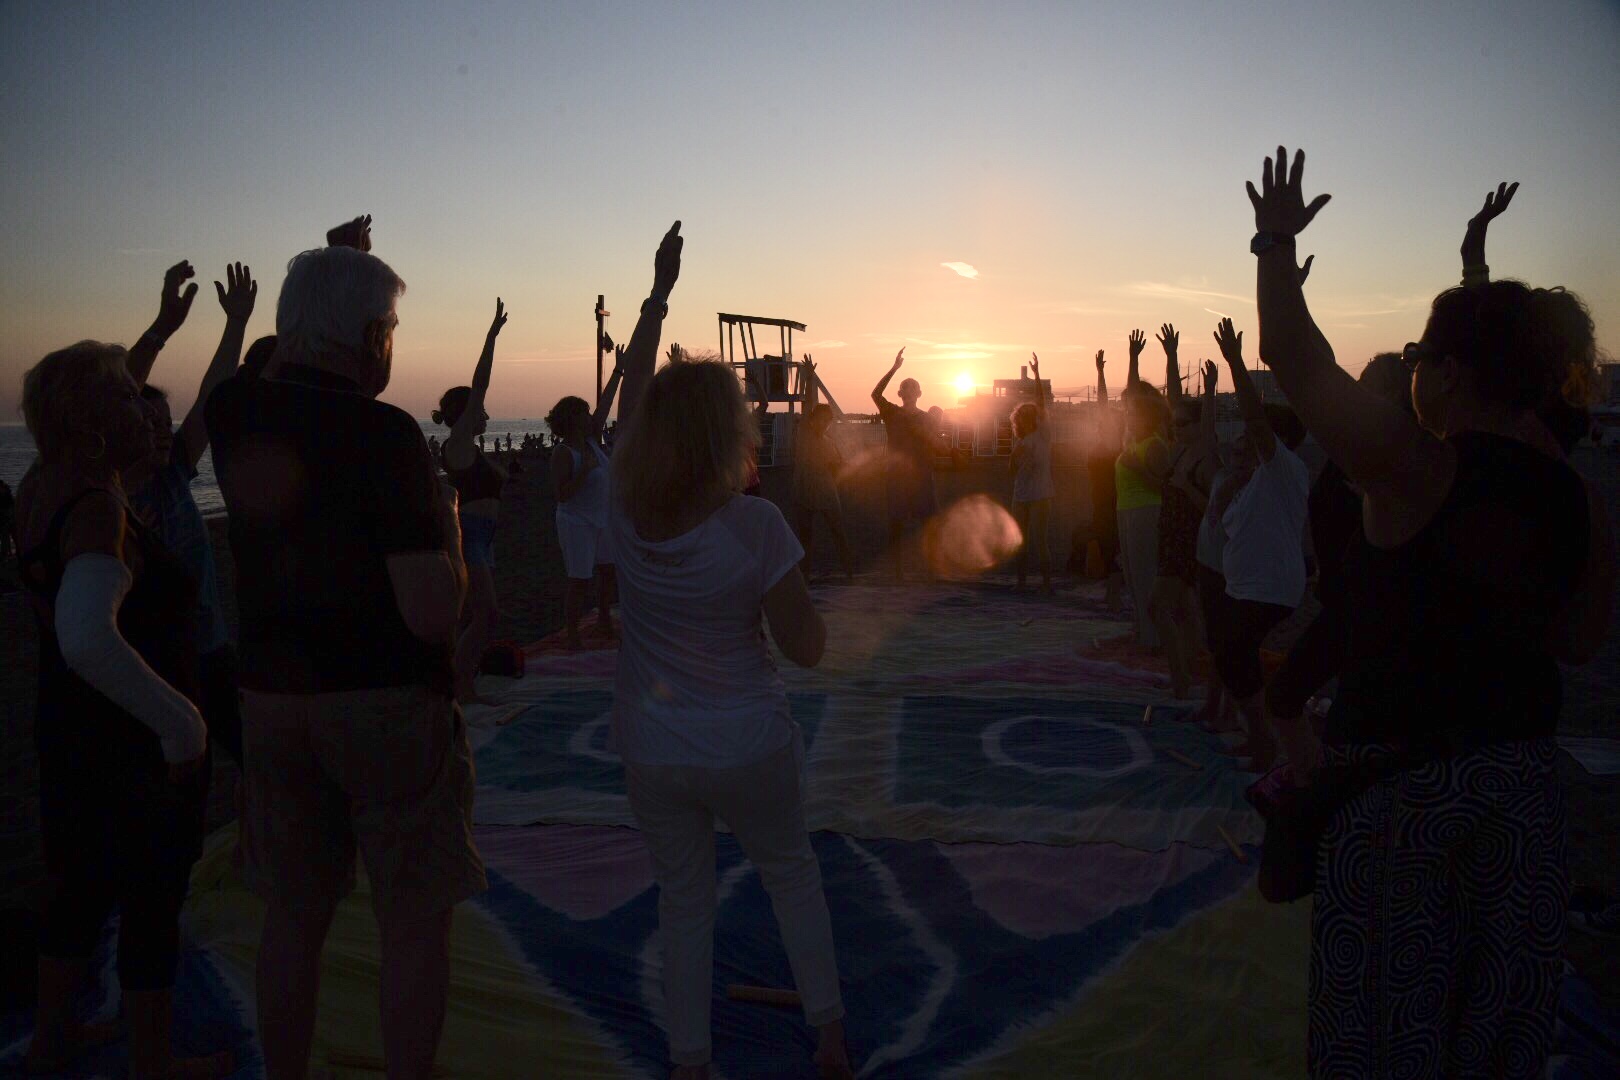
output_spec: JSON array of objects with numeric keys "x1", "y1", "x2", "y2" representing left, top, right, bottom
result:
[{"x1": 2, "y1": 1, "x2": 1616, "y2": 422}]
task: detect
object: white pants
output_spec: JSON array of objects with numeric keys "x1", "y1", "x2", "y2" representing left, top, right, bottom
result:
[
  {"x1": 1117, "y1": 503, "x2": 1161, "y2": 648},
  {"x1": 625, "y1": 728, "x2": 844, "y2": 1066}
]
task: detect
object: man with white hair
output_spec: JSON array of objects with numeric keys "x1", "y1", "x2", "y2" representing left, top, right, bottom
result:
[{"x1": 206, "y1": 245, "x2": 485, "y2": 1080}]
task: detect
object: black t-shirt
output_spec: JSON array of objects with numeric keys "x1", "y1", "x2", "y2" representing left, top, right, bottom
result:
[
  {"x1": 877, "y1": 401, "x2": 934, "y2": 482},
  {"x1": 205, "y1": 364, "x2": 453, "y2": 695},
  {"x1": 1328, "y1": 433, "x2": 1588, "y2": 746},
  {"x1": 1307, "y1": 461, "x2": 1360, "y2": 609}
]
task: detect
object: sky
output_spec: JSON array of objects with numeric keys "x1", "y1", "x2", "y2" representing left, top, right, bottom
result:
[{"x1": 2, "y1": 0, "x2": 1617, "y2": 422}]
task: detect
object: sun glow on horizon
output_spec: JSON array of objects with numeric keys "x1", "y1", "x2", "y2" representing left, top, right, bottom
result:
[{"x1": 953, "y1": 372, "x2": 977, "y2": 398}]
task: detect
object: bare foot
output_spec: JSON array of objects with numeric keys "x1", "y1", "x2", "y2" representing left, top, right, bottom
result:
[{"x1": 457, "y1": 690, "x2": 500, "y2": 708}]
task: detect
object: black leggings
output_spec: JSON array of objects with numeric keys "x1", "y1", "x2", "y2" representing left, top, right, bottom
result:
[
  {"x1": 36, "y1": 718, "x2": 207, "y2": 991},
  {"x1": 1266, "y1": 600, "x2": 1348, "y2": 720},
  {"x1": 38, "y1": 866, "x2": 191, "y2": 991},
  {"x1": 1211, "y1": 586, "x2": 1296, "y2": 696}
]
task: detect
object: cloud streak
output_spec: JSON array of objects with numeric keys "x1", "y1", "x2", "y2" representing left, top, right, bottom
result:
[{"x1": 941, "y1": 261, "x2": 979, "y2": 280}]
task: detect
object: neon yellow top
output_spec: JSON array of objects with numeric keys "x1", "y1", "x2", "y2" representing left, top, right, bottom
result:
[{"x1": 1115, "y1": 434, "x2": 1167, "y2": 510}]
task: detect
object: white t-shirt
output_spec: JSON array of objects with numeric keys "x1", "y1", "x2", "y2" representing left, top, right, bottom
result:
[
  {"x1": 607, "y1": 494, "x2": 805, "y2": 767},
  {"x1": 1012, "y1": 427, "x2": 1055, "y2": 503},
  {"x1": 1220, "y1": 443, "x2": 1311, "y2": 607},
  {"x1": 557, "y1": 442, "x2": 610, "y2": 527}
]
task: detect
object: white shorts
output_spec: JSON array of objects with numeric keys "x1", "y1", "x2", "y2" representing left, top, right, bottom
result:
[{"x1": 558, "y1": 514, "x2": 608, "y2": 579}]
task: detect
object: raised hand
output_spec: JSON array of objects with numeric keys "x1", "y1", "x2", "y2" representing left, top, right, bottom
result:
[
  {"x1": 213, "y1": 262, "x2": 257, "y2": 322},
  {"x1": 1128, "y1": 329, "x2": 1146, "y2": 360},
  {"x1": 1462, "y1": 181, "x2": 1517, "y2": 270},
  {"x1": 1298, "y1": 254, "x2": 1315, "y2": 285},
  {"x1": 891, "y1": 347, "x2": 906, "y2": 370},
  {"x1": 1213, "y1": 318, "x2": 1244, "y2": 366},
  {"x1": 1202, "y1": 360, "x2": 1219, "y2": 394},
  {"x1": 155, "y1": 260, "x2": 199, "y2": 338},
  {"x1": 1246, "y1": 146, "x2": 1332, "y2": 237},
  {"x1": 1469, "y1": 181, "x2": 1518, "y2": 231},
  {"x1": 488, "y1": 297, "x2": 508, "y2": 338},
  {"x1": 1156, "y1": 323, "x2": 1179, "y2": 358},
  {"x1": 653, "y1": 220, "x2": 683, "y2": 297},
  {"x1": 327, "y1": 214, "x2": 373, "y2": 252},
  {"x1": 1029, "y1": 351, "x2": 1041, "y2": 377},
  {"x1": 1095, "y1": 349, "x2": 1105, "y2": 370}
]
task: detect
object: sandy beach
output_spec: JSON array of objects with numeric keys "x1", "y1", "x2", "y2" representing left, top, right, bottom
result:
[{"x1": 2, "y1": 443, "x2": 1617, "y2": 1009}]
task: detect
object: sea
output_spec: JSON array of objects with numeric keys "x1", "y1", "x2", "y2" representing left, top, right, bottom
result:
[{"x1": 0, "y1": 419, "x2": 553, "y2": 516}]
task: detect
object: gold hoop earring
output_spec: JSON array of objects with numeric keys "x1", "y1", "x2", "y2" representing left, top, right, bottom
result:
[{"x1": 84, "y1": 431, "x2": 107, "y2": 460}]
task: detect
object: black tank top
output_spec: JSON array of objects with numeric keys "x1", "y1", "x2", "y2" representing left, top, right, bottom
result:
[
  {"x1": 21, "y1": 488, "x2": 200, "y2": 770},
  {"x1": 442, "y1": 445, "x2": 505, "y2": 504},
  {"x1": 1327, "y1": 433, "x2": 1588, "y2": 746}
]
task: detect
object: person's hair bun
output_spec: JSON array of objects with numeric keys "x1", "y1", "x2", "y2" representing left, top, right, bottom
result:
[{"x1": 431, "y1": 409, "x2": 443, "y2": 424}]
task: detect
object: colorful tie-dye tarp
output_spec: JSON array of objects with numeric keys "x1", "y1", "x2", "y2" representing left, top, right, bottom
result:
[{"x1": 3, "y1": 583, "x2": 1613, "y2": 1077}]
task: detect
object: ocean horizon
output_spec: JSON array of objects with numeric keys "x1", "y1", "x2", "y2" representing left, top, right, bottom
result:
[{"x1": 0, "y1": 419, "x2": 552, "y2": 516}]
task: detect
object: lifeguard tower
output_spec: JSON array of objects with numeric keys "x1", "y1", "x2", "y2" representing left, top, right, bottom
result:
[{"x1": 717, "y1": 312, "x2": 843, "y2": 467}]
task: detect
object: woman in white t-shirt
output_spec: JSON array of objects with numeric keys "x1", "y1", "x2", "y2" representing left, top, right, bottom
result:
[
  {"x1": 608, "y1": 355, "x2": 853, "y2": 1080},
  {"x1": 1009, "y1": 353, "x2": 1056, "y2": 592}
]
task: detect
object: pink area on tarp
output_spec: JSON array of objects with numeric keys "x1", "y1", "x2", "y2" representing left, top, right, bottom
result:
[
  {"x1": 941, "y1": 840, "x2": 1221, "y2": 939},
  {"x1": 475, "y1": 824, "x2": 653, "y2": 920}
]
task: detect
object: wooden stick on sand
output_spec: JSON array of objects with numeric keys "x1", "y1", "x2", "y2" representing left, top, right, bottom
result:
[
  {"x1": 1162, "y1": 747, "x2": 1203, "y2": 770},
  {"x1": 727, "y1": 984, "x2": 802, "y2": 1008},
  {"x1": 1215, "y1": 824, "x2": 1248, "y2": 863}
]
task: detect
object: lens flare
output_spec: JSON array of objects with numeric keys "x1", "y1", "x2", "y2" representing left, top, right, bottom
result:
[
  {"x1": 954, "y1": 372, "x2": 976, "y2": 398},
  {"x1": 924, "y1": 494, "x2": 1023, "y2": 579}
]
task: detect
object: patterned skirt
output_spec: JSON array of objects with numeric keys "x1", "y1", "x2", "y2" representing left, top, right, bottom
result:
[{"x1": 1309, "y1": 738, "x2": 1566, "y2": 1079}]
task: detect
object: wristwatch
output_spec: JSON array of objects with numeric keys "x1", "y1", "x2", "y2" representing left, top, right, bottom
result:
[
  {"x1": 1250, "y1": 232, "x2": 1295, "y2": 256},
  {"x1": 641, "y1": 294, "x2": 668, "y2": 319}
]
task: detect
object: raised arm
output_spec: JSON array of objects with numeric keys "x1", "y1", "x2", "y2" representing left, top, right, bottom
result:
[
  {"x1": 1095, "y1": 350, "x2": 1108, "y2": 405},
  {"x1": 1460, "y1": 181, "x2": 1516, "y2": 287},
  {"x1": 447, "y1": 299, "x2": 508, "y2": 449},
  {"x1": 1156, "y1": 324, "x2": 1182, "y2": 409},
  {"x1": 128, "y1": 261, "x2": 200, "y2": 387},
  {"x1": 871, "y1": 348, "x2": 905, "y2": 409},
  {"x1": 1213, "y1": 319, "x2": 1277, "y2": 462},
  {"x1": 1196, "y1": 359, "x2": 1219, "y2": 466},
  {"x1": 174, "y1": 263, "x2": 257, "y2": 469},
  {"x1": 1248, "y1": 146, "x2": 1443, "y2": 491},
  {"x1": 618, "y1": 220, "x2": 683, "y2": 423},
  {"x1": 592, "y1": 350, "x2": 624, "y2": 435},
  {"x1": 1125, "y1": 330, "x2": 1146, "y2": 395},
  {"x1": 1029, "y1": 352, "x2": 1047, "y2": 419}
]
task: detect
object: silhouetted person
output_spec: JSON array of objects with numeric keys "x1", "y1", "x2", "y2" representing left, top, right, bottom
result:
[
  {"x1": 870, "y1": 348, "x2": 939, "y2": 582},
  {"x1": 1085, "y1": 349, "x2": 1124, "y2": 611},
  {"x1": 0, "y1": 476, "x2": 14, "y2": 563},
  {"x1": 432, "y1": 299, "x2": 511, "y2": 704},
  {"x1": 791, "y1": 400, "x2": 855, "y2": 580},
  {"x1": 1010, "y1": 353, "x2": 1054, "y2": 592},
  {"x1": 1115, "y1": 329, "x2": 1171, "y2": 647},
  {"x1": 16, "y1": 334, "x2": 228, "y2": 1078},
  {"x1": 1148, "y1": 326, "x2": 1207, "y2": 696},
  {"x1": 609, "y1": 225, "x2": 854, "y2": 1080},
  {"x1": 547, "y1": 353, "x2": 623, "y2": 649},
  {"x1": 1247, "y1": 149, "x2": 1612, "y2": 1077},
  {"x1": 126, "y1": 261, "x2": 258, "y2": 768},
  {"x1": 207, "y1": 245, "x2": 485, "y2": 1080}
]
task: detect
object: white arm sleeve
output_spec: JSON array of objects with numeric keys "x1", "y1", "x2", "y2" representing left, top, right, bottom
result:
[{"x1": 54, "y1": 553, "x2": 207, "y2": 764}]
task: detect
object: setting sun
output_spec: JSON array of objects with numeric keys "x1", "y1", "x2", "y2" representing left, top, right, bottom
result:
[{"x1": 953, "y1": 372, "x2": 976, "y2": 398}]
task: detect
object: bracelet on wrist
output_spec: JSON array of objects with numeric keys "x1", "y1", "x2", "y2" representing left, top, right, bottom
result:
[
  {"x1": 137, "y1": 330, "x2": 167, "y2": 352},
  {"x1": 1461, "y1": 264, "x2": 1489, "y2": 287}
]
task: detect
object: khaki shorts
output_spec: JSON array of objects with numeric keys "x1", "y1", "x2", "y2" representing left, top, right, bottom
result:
[{"x1": 240, "y1": 685, "x2": 486, "y2": 920}]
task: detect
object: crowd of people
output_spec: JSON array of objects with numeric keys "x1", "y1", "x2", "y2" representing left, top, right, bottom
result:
[{"x1": 6, "y1": 151, "x2": 1613, "y2": 1080}]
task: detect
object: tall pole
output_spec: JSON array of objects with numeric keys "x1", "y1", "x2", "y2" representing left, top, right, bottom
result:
[{"x1": 595, "y1": 294, "x2": 609, "y2": 406}]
